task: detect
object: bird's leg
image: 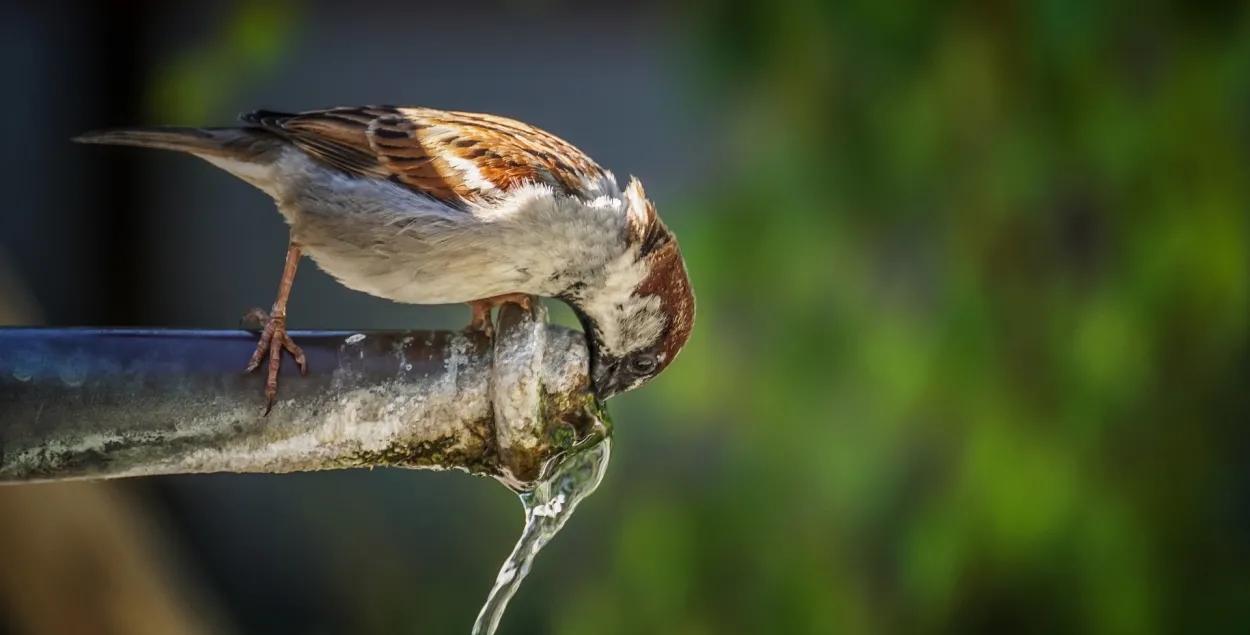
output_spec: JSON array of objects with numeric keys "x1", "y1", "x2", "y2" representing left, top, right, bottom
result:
[
  {"x1": 465, "y1": 293, "x2": 534, "y2": 339},
  {"x1": 243, "y1": 241, "x2": 307, "y2": 414}
]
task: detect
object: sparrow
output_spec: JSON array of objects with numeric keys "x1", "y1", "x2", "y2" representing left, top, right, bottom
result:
[{"x1": 74, "y1": 106, "x2": 695, "y2": 410}]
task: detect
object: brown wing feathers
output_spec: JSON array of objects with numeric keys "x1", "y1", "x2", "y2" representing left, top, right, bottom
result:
[
  {"x1": 241, "y1": 108, "x2": 392, "y2": 180},
  {"x1": 238, "y1": 106, "x2": 608, "y2": 207}
]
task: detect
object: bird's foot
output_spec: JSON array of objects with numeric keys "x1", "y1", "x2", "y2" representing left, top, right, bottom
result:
[
  {"x1": 465, "y1": 293, "x2": 534, "y2": 340},
  {"x1": 242, "y1": 308, "x2": 307, "y2": 415}
]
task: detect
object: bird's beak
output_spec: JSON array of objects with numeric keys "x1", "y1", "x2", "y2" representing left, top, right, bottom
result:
[{"x1": 590, "y1": 359, "x2": 621, "y2": 400}]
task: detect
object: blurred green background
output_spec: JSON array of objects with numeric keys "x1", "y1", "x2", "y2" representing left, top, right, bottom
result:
[{"x1": 1, "y1": 0, "x2": 1247, "y2": 634}]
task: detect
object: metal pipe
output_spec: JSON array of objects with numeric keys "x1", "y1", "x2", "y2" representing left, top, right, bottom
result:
[{"x1": 0, "y1": 304, "x2": 608, "y2": 488}]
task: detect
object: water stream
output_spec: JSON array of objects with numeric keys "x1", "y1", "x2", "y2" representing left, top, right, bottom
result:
[{"x1": 471, "y1": 434, "x2": 613, "y2": 634}]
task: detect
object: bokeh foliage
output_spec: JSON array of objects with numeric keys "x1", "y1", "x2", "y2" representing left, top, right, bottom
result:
[
  {"x1": 556, "y1": 1, "x2": 1249, "y2": 634},
  {"x1": 148, "y1": 0, "x2": 299, "y2": 125}
]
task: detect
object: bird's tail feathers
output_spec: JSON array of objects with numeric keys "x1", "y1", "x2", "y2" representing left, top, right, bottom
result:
[{"x1": 72, "y1": 126, "x2": 280, "y2": 162}]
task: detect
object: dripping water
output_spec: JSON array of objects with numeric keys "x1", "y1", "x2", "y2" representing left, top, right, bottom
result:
[{"x1": 471, "y1": 431, "x2": 612, "y2": 634}]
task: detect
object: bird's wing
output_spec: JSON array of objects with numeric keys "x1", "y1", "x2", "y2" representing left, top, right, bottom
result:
[{"x1": 241, "y1": 106, "x2": 611, "y2": 209}]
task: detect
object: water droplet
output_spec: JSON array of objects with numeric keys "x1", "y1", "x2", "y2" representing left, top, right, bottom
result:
[
  {"x1": 60, "y1": 353, "x2": 89, "y2": 387},
  {"x1": 9, "y1": 348, "x2": 41, "y2": 382}
]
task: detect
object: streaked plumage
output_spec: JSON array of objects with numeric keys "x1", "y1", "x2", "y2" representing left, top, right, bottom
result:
[{"x1": 75, "y1": 105, "x2": 695, "y2": 404}]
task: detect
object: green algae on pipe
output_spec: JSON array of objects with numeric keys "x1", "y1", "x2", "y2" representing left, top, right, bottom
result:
[{"x1": 0, "y1": 304, "x2": 604, "y2": 488}]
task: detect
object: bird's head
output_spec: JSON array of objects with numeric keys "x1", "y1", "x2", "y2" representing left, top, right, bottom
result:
[{"x1": 571, "y1": 178, "x2": 695, "y2": 400}]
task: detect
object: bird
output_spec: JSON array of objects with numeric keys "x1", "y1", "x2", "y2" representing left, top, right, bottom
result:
[{"x1": 74, "y1": 106, "x2": 695, "y2": 411}]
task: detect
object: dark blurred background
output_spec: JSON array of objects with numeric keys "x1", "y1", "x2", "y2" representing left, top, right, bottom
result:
[{"x1": 1, "y1": 0, "x2": 1248, "y2": 633}]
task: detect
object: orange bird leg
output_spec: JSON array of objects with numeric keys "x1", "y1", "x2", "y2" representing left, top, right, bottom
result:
[
  {"x1": 465, "y1": 293, "x2": 534, "y2": 339},
  {"x1": 244, "y1": 241, "x2": 307, "y2": 415}
]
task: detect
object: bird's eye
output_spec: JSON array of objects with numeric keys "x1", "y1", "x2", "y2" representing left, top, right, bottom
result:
[{"x1": 630, "y1": 355, "x2": 657, "y2": 374}]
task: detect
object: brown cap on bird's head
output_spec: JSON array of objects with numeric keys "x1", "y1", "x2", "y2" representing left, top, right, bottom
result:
[
  {"x1": 577, "y1": 177, "x2": 696, "y2": 398},
  {"x1": 623, "y1": 177, "x2": 695, "y2": 375}
]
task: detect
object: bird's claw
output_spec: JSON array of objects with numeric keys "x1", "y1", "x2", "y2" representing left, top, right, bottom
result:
[
  {"x1": 465, "y1": 293, "x2": 534, "y2": 341},
  {"x1": 465, "y1": 312, "x2": 496, "y2": 339},
  {"x1": 241, "y1": 307, "x2": 271, "y2": 329},
  {"x1": 243, "y1": 308, "x2": 307, "y2": 415}
]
